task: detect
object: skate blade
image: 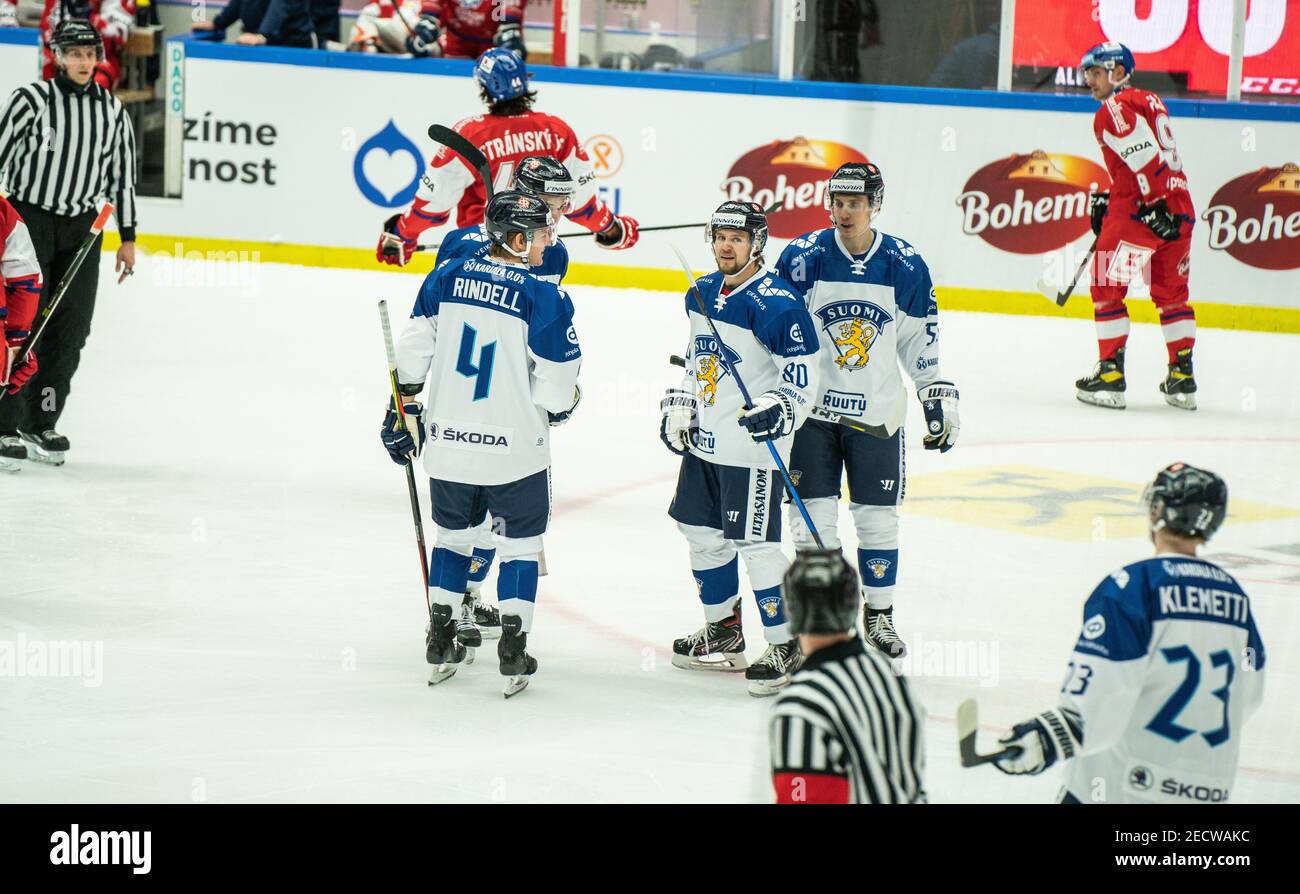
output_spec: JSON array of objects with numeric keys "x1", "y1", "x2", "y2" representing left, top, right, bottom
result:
[
  {"x1": 0, "y1": 459, "x2": 19, "y2": 474},
  {"x1": 21, "y1": 449, "x2": 65, "y2": 466},
  {"x1": 671, "y1": 652, "x2": 749, "y2": 672},
  {"x1": 1162, "y1": 392, "x2": 1197, "y2": 411},
  {"x1": 503, "y1": 674, "x2": 531, "y2": 698},
  {"x1": 1076, "y1": 389, "x2": 1126, "y2": 410},
  {"x1": 478, "y1": 627, "x2": 502, "y2": 640},
  {"x1": 866, "y1": 639, "x2": 908, "y2": 660},
  {"x1": 427, "y1": 663, "x2": 461, "y2": 686},
  {"x1": 747, "y1": 676, "x2": 791, "y2": 698}
]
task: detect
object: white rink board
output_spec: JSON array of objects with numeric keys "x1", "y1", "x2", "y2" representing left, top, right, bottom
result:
[
  {"x1": 137, "y1": 47, "x2": 1300, "y2": 310},
  {"x1": 0, "y1": 30, "x2": 40, "y2": 107}
]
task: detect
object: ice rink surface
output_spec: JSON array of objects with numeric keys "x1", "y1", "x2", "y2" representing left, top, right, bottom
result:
[{"x1": 2, "y1": 254, "x2": 1297, "y2": 804}]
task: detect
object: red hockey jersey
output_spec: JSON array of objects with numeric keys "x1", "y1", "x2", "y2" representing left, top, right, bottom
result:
[
  {"x1": 1092, "y1": 87, "x2": 1194, "y2": 220},
  {"x1": 430, "y1": 0, "x2": 524, "y2": 56},
  {"x1": 0, "y1": 197, "x2": 43, "y2": 344},
  {"x1": 394, "y1": 109, "x2": 615, "y2": 243}
]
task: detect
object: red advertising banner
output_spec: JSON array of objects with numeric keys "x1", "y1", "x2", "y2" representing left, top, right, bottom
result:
[{"x1": 1013, "y1": 0, "x2": 1300, "y2": 96}]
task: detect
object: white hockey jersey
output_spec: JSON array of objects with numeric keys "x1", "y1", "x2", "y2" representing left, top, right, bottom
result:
[
  {"x1": 1057, "y1": 554, "x2": 1266, "y2": 804},
  {"x1": 775, "y1": 228, "x2": 942, "y2": 433},
  {"x1": 680, "y1": 266, "x2": 820, "y2": 470},
  {"x1": 396, "y1": 254, "x2": 581, "y2": 486}
]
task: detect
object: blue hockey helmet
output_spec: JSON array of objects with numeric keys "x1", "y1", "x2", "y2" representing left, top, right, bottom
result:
[
  {"x1": 475, "y1": 47, "x2": 529, "y2": 102},
  {"x1": 1080, "y1": 41, "x2": 1135, "y2": 83}
]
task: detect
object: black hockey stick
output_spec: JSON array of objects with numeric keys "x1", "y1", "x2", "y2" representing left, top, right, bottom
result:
[
  {"x1": 415, "y1": 221, "x2": 710, "y2": 254},
  {"x1": 428, "y1": 125, "x2": 494, "y2": 203},
  {"x1": 379, "y1": 300, "x2": 432, "y2": 613},
  {"x1": 0, "y1": 203, "x2": 113, "y2": 406},
  {"x1": 668, "y1": 354, "x2": 889, "y2": 439},
  {"x1": 669, "y1": 244, "x2": 825, "y2": 550},
  {"x1": 956, "y1": 699, "x2": 1023, "y2": 768},
  {"x1": 1036, "y1": 238, "x2": 1097, "y2": 308}
]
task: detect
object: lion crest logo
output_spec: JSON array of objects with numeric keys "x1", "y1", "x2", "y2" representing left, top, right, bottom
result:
[
  {"x1": 816, "y1": 300, "x2": 892, "y2": 373},
  {"x1": 692, "y1": 335, "x2": 741, "y2": 407},
  {"x1": 866, "y1": 557, "x2": 892, "y2": 580}
]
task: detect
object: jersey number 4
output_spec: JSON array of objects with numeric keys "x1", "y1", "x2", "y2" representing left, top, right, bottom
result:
[
  {"x1": 456, "y1": 323, "x2": 496, "y2": 401},
  {"x1": 1146, "y1": 646, "x2": 1234, "y2": 748}
]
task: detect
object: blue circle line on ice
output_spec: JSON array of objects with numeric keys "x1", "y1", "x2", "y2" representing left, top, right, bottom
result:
[{"x1": 354, "y1": 120, "x2": 424, "y2": 208}]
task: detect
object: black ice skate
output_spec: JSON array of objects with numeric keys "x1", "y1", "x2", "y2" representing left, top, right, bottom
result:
[
  {"x1": 671, "y1": 604, "x2": 747, "y2": 671},
  {"x1": 499, "y1": 614, "x2": 537, "y2": 699},
  {"x1": 1075, "y1": 347, "x2": 1126, "y2": 410},
  {"x1": 864, "y1": 605, "x2": 908, "y2": 659},
  {"x1": 0, "y1": 435, "x2": 23, "y2": 473},
  {"x1": 19, "y1": 429, "x2": 69, "y2": 466},
  {"x1": 455, "y1": 598, "x2": 482, "y2": 664},
  {"x1": 1159, "y1": 348, "x2": 1197, "y2": 411},
  {"x1": 426, "y1": 604, "x2": 466, "y2": 686},
  {"x1": 745, "y1": 640, "x2": 804, "y2": 697},
  {"x1": 467, "y1": 592, "x2": 502, "y2": 639}
]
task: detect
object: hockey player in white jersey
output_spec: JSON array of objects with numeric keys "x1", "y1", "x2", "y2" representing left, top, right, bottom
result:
[
  {"x1": 381, "y1": 190, "x2": 582, "y2": 697},
  {"x1": 775, "y1": 162, "x2": 959, "y2": 659},
  {"x1": 431, "y1": 156, "x2": 575, "y2": 649},
  {"x1": 994, "y1": 463, "x2": 1265, "y2": 803},
  {"x1": 661, "y1": 201, "x2": 821, "y2": 696}
]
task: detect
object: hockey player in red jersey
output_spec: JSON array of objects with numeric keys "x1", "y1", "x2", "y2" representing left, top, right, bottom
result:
[
  {"x1": 0, "y1": 0, "x2": 135, "y2": 90},
  {"x1": 1075, "y1": 41, "x2": 1198, "y2": 412},
  {"x1": 376, "y1": 48, "x2": 639, "y2": 265},
  {"x1": 429, "y1": 0, "x2": 527, "y2": 59},
  {"x1": 0, "y1": 197, "x2": 43, "y2": 448}
]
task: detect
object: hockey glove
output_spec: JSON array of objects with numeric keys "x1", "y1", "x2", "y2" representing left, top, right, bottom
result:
[
  {"x1": 918, "y1": 381, "x2": 959, "y2": 452},
  {"x1": 1137, "y1": 198, "x2": 1183, "y2": 242},
  {"x1": 547, "y1": 384, "x2": 582, "y2": 427},
  {"x1": 659, "y1": 387, "x2": 698, "y2": 455},
  {"x1": 381, "y1": 401, "x2": 425, "y2": 465},
  {"x1": 594, "y1": 215, "x2": 640, "y2": 251},
  {"x1": 993, "y1": 707, "x2": 1083, "y2": 776},
  {"x1": 377, "y1": 214, "x2": 417, "y2": 267},
  {"x1": 494, "y1": 21, "x2": 526, "y2": 59},
  {"x1": 1088, "y1": 190, "x2": 1109, "y2": 236},
  {"x1": 0, "y1": 5, "x2": 16, "y2": 27},
  {"x1": 405, "y1": 15, "x2": 442, "y2": 57},
  {"x1": 2, "y1": 346, "x2": 36, "y2": 395},
  {"x1": 738, "y1": 390, "x2": 795, "y2": 443}
]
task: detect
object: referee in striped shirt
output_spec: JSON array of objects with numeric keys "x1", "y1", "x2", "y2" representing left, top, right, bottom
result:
[
  {"x1": 769, "y1": 550, "x2": 927, "y2": 804},
  {"x1": 0, "y1": 18, "x2": 136, "y2": 465}
]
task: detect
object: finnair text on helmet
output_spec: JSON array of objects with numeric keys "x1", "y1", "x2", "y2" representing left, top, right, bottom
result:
[
  {"x1": 723, "y1": 175, "x2": 830, "y2": 212},
  {"x1": 957, "y1": 188, "x2": 1091, "y2": 234}
]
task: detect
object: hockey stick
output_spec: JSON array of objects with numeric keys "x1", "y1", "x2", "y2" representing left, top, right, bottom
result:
[
  {"x1": 669, "y1": 244, "x2": 825, "y2": 550},
  {"x1": 380, "y1": 300, "x2": 432, "y2": 613},
  {"x1": 428, "y1": 125, "x2": 494, "y2": 203},
  {"x1": 1036, "y1": 238, "x2": 1096, "y2": 308},
  {"x1": 956, "y1": 698, "x2": 1023, "y2": 768},
  {"x1": 414, "y1": 221, "x2": 710, "y2": 254},
  {"x1": 0, "y1": 203, "x2": 113, "y2": 406},
  {"x1": 668, "y1": 354, "x2": 889, "y2": 439}
]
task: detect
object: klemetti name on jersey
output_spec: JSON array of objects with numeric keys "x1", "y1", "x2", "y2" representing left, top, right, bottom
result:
[{"x1": 1158, "y1": 584, "x2": 1250, "y2": 624}]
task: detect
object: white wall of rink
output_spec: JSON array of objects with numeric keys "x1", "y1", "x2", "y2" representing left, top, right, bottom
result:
[
  {"x1": 5, "y1": 34, "x2": 1299, "y2": 323},
  {"x1": 0, "y1": 27, "x2": 40, "y2": 87}
]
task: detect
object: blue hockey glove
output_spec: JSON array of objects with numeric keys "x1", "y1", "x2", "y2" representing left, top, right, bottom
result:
[
  {"x1": 737, "y1": 390, "x2": 795, "y2": 443},
  {"x1": 918, "y1": 381, "x2": 959, "y2": 453},
  {"x1": 405, "y1": 15, "x2": 441, "y2": 57},
  {"x1": 993, "y1": 707, "x2": 1083, "y2": 776},
  {"x1": 381, "y1": 401, "x2": 425, "y2": 465}
]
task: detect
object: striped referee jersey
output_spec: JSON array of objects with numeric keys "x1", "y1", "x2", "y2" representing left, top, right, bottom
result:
[
  {"x1": 0, "y1": 76, "x2": 137, "y2": 239},
  {"x1": 770, "y1": 637, "x2": 926, "y2": 804}
]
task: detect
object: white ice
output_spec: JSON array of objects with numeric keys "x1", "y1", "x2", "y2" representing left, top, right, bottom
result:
[{"x1": 1, "y1": 254, "x2": 1297, "y2": 803}]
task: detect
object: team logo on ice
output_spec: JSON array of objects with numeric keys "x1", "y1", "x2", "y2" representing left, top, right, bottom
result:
[
  {"x1": 815, "y1": 300, "x2": 892, "y2": 371},
  {"x1": 865, "y1": 557, "x2": 891, "y2": 580},
  {"x1": 353, "y1": 120, "x2": 424, "y2": 208},
  {"x1": 1082, "y1": 613, "x2": 1107, "y2": 640},
  {"x1": 692, "y1": 335, "x2": 741, "y2": 407},
  {"x1": 757, "y1": 595, "x2": 781, "y2": 619}
]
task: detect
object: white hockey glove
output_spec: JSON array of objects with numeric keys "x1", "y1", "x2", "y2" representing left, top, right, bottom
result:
[
  {"x1": 993, "y1": 707, "x2": 1083, "y2": 776},
  {"x1": 918, "y1": 381, "x2": 959, "y2": 453},
  {"x1": 659, "y1": 387, "x2": 698, "y2": 455},
  {"x1": 547, "y1": 384, "x2": 582, "y2": 427},
  {"x1": 738, "y1": 389, "x2": 795, "y2": 443}
]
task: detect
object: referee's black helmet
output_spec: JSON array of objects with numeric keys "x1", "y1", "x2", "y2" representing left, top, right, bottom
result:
[{"x1": 784, "y1": 550, "x2": 859, "y2": 635}]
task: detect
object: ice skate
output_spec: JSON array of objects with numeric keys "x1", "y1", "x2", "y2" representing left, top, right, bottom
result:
[
  {"x1": 426, "y1": 604, "x2": 466, "y2": 686},
  {"x1": 671, "y1": 604, "x2": 748, "y2": 671},
  {"x1": 499, "y1": 614, "x2": 537, "y2": 698},
  {"x1": 1160, "y1": 348, "x2": 1197, "y2": 411},
  {"x1": 466, "y1": 592, "x2": 502, "y2": 640},
  {"x1": 745, "y1": 640, "x2": 804, "y2": 697},
  {"x1": 19, "y1": 429, "x2": 69, "y2": 466},
  {"x1": 1075, "y1": 347, "x2": 1126, "y2": 409},
  {"x1": 455, "y1": 598, "x2": 481, "y2": 664},
  {"x1": 864, "y1": 605, "x2": 907, "y2": 659},
  {"x1": 1, "y1": 434, "x2": 26, "y2": 472}
]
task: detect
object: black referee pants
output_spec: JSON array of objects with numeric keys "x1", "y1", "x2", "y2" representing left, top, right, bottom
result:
[{"x1": 0, "y1": 202, "x2": 102, "y2": 436}]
